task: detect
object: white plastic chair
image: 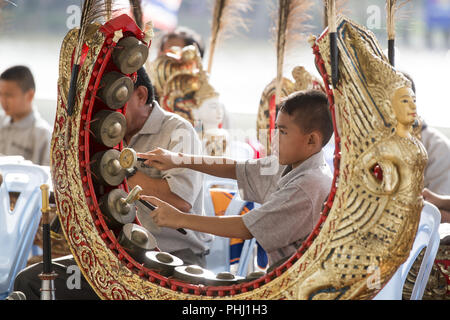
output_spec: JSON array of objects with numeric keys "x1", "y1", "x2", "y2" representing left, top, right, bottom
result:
[
  {"x1": 373, "y1": 201, "x2": 441, "y2": 300},
  {"x1": 0, "y1": 163, "x2": 49, "y2": 299},
  {"x1": 204, "y1": 177, "x2": 242, "y2": 273},
  {"x1": 236, "y1": 238, "x2": 257, "y2": 277}
]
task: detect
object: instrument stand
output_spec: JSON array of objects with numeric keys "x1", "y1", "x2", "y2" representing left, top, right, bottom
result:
[
  {"x1": 38, "y1": 272, "x2": 58, "y2": 300},
  {"x1": 39, "y1": 184, "x2": 57, "y2": 300}
]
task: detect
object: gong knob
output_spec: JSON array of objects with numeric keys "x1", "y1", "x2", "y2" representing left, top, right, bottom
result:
[
  {"x1": 91, "y1": 149, "x2": 126, "y2": 186},
  {"x1": 99, "y1": 189, "x2": 137, "y2": 229},
  {"x1": 91, "y1": 110, "x2": 127, "y2": 148},
  {"x1": 143, "y1": 251, "x2": 183, "y2": 277},
  {"x1": 205, "y1": 271, "x2": 243, "y2": 286},
  {"x1": 237, "y1": 271, "x2": 266, "y2": 284},
  {"x1": 173, "y1": 265, "x2": 215, "y2": 285},
  {"x1": 113, "y1": 36, "x2": 149, "y2": 74},
  {"x1": 98, "y1": 72, "x2": 134, "y2": 109},
  {"x1": 118, "y1": 223, "x2": 158, "y2": 263}
]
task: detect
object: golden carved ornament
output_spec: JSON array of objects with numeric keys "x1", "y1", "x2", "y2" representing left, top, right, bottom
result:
[
  {"x1": 51, "y1": 15, "x2": 428, "y2": 300},
  {"x1": 150, "y1": 45, "x2": 218, "y2": 126}
]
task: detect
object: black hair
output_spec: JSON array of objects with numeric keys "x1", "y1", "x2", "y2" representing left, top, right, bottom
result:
[
  {"x1": 278, "y1": 90, "x2": 333, "y2": 147},
  {"x1": 135, "y1": 67, "x2": 155, "y2": 105},
  {"x1": 159, "y1": 26, "x2": 205, "y2": 58},
  {"x1": 0, "y1": 65, "x2": 35, "y2": 92}
]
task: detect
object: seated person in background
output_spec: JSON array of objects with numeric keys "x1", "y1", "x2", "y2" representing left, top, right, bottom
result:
[
  {"x1": 124, "y1": 67, "x2": 211, "y2": 266},
  {"x1": 138, "y1": 90, "x2": 334, "y2": 268},
  {"x1": 13, "y1": 68, "x2": 211, "y2": 300},
  {"x1": 0, "y1": 65, "x2": 52, "y2": 165},
  {"x1": 401, "y1": 71, "x2": 450, "y2": 195},
  {"x1": 158, "y1": 26, "x2": 205, "y2": 59}
]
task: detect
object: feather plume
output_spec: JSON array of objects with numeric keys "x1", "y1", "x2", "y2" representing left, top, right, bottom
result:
[
  {"x1": 105, "y1": 0, "x2": 112, "y2": 21},
  {"x1": 74, "y1": 0, "x2": 108, "y2": 65},
  {"x1": 2, "y1": 0, "x2": 17, "y2": 7},
  {"x1": 0, "y1": 0, "x2": 17, "y2": 29},
  {"x1": 324, "y1": 0, "x2": 339, "y2": 86},
  {"x1": 129, "y1": 0, "x2": 143, "y2": 29},
  {"x1": 207, "y1": 0, "x2": 252, "y2": 74},
  {"x1": 67, "y1": 0, "x2": 110, "y2": 116},
  {"x1": 386, "y1": 0, "x2": 410, "y2": 40},
  {"x1": 323, "y1": 0, "x2": 347, "y2": 28},
  {"x1": 274, "y1": 0, "x2": 313, "y2": 104},
  {"x1": 324, "y1": 0, "x2": 337, "y2": 32}
]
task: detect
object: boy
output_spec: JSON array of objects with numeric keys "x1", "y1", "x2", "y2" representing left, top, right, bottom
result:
[
  {"x1": 139, "y1": 90, "x2": 334, "y2": 267},
  {"x1": 0, "y1": 65, "x2": 52, "y2": 165}
]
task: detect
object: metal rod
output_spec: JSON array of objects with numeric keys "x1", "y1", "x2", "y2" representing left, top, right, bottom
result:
[{"x1": 39, "y1": 184, "x2": 57, "y2": 300}]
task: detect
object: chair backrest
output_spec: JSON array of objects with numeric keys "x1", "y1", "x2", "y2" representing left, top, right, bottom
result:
[
  {"x1": 203, "y1": 175, "x2": 238, "y2": 218},
  {"x1": 203, "y1": 178, "x2": 244, "y2": 274},
  {"x1": 0, "y1": 163, "x2": 49, "y2": 298},
  {"x1": 373, "y1": 201, "x2": 441, "y2": 300},
  {"x1": 236, "y1": 238, "x2": 256, "y2": 277}
]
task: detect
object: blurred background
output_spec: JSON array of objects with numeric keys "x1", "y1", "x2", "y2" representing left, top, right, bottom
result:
[{"x1": 0, "y1": 0, "x2": 449, "y2": 134}]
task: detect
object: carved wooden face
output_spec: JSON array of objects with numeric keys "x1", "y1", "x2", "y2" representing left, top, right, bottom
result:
[
  {"x1": 192, "y1": 96, "x2": 224, "y2": 131},
  {"x1": 391, "y1": 86, "x2": 417, "y2": 128}
]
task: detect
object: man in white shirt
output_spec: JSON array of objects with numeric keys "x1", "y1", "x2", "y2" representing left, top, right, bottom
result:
[{"x1": 13, "y1": 67, "x2": 210, "y2": 300}]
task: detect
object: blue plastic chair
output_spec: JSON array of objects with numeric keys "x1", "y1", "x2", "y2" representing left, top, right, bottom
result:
[
  {"x1": 373, "y1": 201, "x2": 441, "y2": 300},
  {"x1": 0, "y1": 163, "x2": 49, "y2": 299}
]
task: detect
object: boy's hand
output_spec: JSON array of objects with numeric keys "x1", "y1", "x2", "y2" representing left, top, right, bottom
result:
[
  {"x1": 137, "y1": 148, "x2": 186, "y2": 171},
  {"x1": 140, "y1": 195, "x2": 185, "y2": 229}
]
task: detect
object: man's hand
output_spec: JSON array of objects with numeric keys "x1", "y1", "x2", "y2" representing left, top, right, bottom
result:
[
  {"x1": 141, "y1": 195, "x2": 185, "y2": 229},
  {"x1": 137, "y1": 148, "x2": 188, "y2": 171}
]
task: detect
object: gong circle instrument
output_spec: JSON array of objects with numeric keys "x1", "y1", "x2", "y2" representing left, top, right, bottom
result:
[{"x1": 51, "y1": 13, "x2": 430, "y2": 299}]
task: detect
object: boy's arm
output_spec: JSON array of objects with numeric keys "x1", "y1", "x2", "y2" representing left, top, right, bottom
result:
[
  {"x1": 142, "y1": 195, "x2": 253, "y2": 240},
  {"x1": 137, "y1": 148, "x2": 237, "y2": 180}
]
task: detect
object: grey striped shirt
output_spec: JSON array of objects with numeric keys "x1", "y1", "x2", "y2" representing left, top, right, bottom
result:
[{"x1": 236, "y1": 151, "x2": 332, "y2": 266}]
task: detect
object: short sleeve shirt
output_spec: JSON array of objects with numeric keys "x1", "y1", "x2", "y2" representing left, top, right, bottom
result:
[
  {"x1": 126, "y1": 101, "x2": 211, "y2": 255},
  {"x1": 0, "y1": 108, "x2": 52, "y2": 166},
  {"x1": 236, "y1": 151, "x2": 332, "y2": 265},
  {"x1": 421, "y1": 126, "x2": 450, "y2": 195}
]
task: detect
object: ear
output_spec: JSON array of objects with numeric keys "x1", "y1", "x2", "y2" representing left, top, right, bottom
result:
[
  {"x1": 135, "y1": 85, "x2": 148, "y2": 105},
  {"x1": 25, "y1": 89, "x2": 35, "y2": 104},
  {"x1": 308, "y1": 131, "x2": 322, "y2": 148}
]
